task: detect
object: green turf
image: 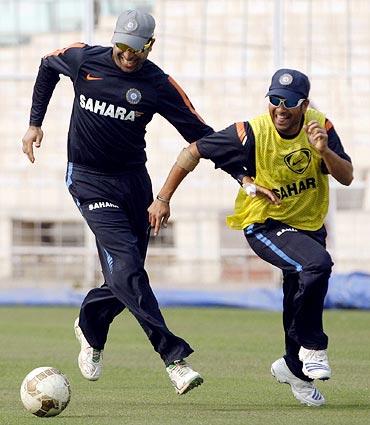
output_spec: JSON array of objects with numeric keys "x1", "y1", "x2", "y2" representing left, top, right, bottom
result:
[{"x1": 0, "y1": 307, "x2": 369, "y2": 424}]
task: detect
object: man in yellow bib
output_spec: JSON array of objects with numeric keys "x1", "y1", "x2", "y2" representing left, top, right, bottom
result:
[{"x1": 148, "y1": 69, "x2": 353, "y2": 406}]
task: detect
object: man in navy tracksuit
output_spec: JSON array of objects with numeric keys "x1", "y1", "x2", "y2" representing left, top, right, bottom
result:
[{"x1": 22, "y1": 9, "x2": 212, "y2": 395}]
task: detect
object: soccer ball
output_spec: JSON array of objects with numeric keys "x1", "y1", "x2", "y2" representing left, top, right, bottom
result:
[{"x1": 20, "y1": 366, "x2": 71, "y2": 417}]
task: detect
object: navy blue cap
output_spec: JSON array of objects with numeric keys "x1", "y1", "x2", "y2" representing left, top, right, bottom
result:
[{"x1": 266, "y1": 69, "x2": 310, "y2": 103}]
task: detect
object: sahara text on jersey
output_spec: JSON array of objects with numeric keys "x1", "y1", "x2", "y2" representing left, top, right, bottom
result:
[
  {"x1": 271, "y1": 177, "x2": 316, "y2": 199},
  {"x1": 79, "y1": 94, "x2": 137, "y2": 121}
]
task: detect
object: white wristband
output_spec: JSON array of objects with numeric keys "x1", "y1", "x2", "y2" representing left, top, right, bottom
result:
[{"x1": 242, "y1": 183, "x2": 257, "y2": 197}]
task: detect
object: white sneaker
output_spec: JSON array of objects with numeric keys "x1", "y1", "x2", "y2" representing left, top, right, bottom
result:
[
  {"x1": 74, "y1": 318, "x2": 103, "y2": 381},
  {"x1": 271, "y1": 358, "x2": 325, "y2": 407},
  {"x1": 166, "y1": 360, "x2": 203, "y2": 395},
  {"x1": 299, "y1": 347, "x2": 331, "y2": 380}
]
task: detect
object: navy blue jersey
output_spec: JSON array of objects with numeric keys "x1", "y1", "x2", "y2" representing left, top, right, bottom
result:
[
  {"x1": 30, "y1": 43, "x2": 214, "y2": 172},
  {"x1": 196, "y1": 118, "x2": 351, "y2": 182}
]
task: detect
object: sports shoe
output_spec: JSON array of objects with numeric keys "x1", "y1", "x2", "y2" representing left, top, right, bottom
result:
[
  {"x1": 271, "y1": 358, "x2": 325, "y2": 407},
  {"x1": 166, "y1": 360, "x2": 203, "y2": 395},
  {"x1": 299, "y1": 347, "x2": 331, "y2": 380},
  {"x1": 74, "y1": 318, "x2": 103, "y2": 381}
]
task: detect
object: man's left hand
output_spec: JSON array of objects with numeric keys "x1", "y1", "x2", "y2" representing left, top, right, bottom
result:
[{"x1": 304, "y1": 120, "x2": 328, "y2": 155}]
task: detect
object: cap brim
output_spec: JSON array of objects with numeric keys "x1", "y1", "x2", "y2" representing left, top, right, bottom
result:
[
  {"x1": 111, "y1": 33, "x2": 148, "y2": 50},
  {"x1": 265, "y1": 88, "x2": 304, "y2": 103}
]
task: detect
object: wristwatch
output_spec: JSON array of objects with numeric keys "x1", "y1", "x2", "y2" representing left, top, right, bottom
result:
[{"x1": 242, "y1": 182, "x2": 257, "y2": 197}]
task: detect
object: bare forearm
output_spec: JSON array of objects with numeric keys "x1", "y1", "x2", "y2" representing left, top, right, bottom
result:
[
  {"x1": 157, "y1": 164, "x2": 190, "y2": 200},
  {"x1": 321, "y1": 149, "x2": 353, "y2": 186},
  {"x1": 157, "y1": 142, "x2": 201, "y2": 200},
  {"x1": 148, "y1": 144, "x2": 201, "y2": 236}
]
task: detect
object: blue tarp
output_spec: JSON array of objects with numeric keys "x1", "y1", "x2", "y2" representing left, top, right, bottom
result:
[
  {"x1": 0, "y1": 272, "x2": 369, "y2": 310},
  {"x1": 324, "y1": 272, "x2": 370, "y2": 309}
]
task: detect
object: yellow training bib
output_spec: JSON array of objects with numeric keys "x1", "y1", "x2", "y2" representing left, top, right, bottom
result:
[{"x1": 227, "y1": 109, "x2": 329, "y2": 231}]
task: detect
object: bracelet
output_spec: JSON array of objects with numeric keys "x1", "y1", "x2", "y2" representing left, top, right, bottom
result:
[
  {"x1": 242, "y1": 183, "x2": 257, "y2": 197},
  {"x1": 156, "y1": 195, "x2": 170, "y2": 204}
]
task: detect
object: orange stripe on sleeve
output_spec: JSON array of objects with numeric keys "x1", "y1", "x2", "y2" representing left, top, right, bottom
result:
[
  {"x1": 325, "y1": 119, "x2": 333, "y2": 131},
  {"x1": 235, "y1": 122, "x2": 246, "y2": 143},
  {"x1": 168, "y1": 76, "x2": 206, "y2": 123},
  {"x1": 44, "y1": 42, "x2": 86, "y2": 58}
]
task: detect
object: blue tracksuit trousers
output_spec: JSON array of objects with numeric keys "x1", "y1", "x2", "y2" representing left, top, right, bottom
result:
[
  {"x1": 244, "y1": 219, "x2": 333, "y2": 381},
  {"x1": 66, "y1": 163, "x2": 193, "y2": 366}
]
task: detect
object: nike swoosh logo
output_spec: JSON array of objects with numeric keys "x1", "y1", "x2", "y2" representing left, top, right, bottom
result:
[
  {"x1": 86, "y1": 73, "x2": 103, "y2": 81},
  {"x1": 292, "y1": 158, "x2": 303, "y2": 166}
]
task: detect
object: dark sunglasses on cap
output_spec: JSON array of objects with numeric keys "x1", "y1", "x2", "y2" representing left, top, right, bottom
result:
[
  {"x1": 115, "y1": 38, "x2": 155, "y2": 54},
  {"x1": 269, "y1": 95, "x2": 306, "y2": 109}
]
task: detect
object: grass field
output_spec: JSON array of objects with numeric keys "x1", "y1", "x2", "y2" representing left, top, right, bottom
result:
[{"x1": 0, "y1": 307, "x2": 369, "y2": 425}]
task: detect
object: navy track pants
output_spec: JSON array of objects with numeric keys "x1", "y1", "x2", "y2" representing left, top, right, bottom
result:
[
  {"x1": 66, "y1": 163, "x2": 193, "y2": 366},
  {"x1": 244, "y1": 219, "x2": 333, "y2": 381}
]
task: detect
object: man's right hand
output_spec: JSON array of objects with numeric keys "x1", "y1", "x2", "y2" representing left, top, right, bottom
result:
[
  {"x1": 254, "y1": 184, "x2": 281, "y2": 205},
  {"x1": 148, "y1": 198, "x2": 171, "y2": 236},
  {"x1": 22, "y1": 126, "x2": 44, "y2": 163},
  {"x1": 242, "y1": 176, "x2": 281, "y2": 205}
]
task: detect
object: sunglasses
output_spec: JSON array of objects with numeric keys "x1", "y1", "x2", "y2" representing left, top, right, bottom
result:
[
  {"x1": 115, "y1": 38, "x2": 155, "y2": 54},
  {"x1": 269, "y1": 95, "x2": 306, "y2": 109}
]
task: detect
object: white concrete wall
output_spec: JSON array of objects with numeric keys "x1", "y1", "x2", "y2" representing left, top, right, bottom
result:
[{"x1": 1, "y1": 0, "x2": 370, "y2": 287}]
